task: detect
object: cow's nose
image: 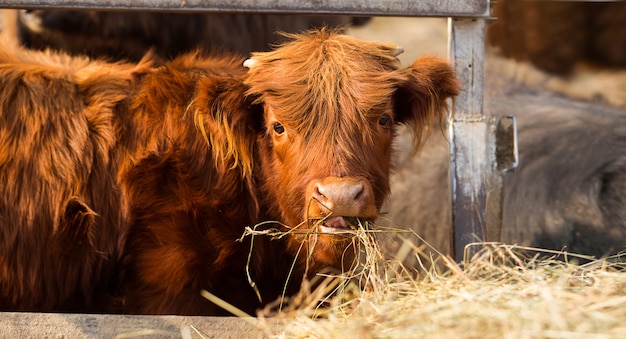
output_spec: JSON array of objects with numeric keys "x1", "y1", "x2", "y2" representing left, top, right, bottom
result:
[
  {"x1": 313, "y1": 180, "x2": 363, "y2": 211},
  {"x1": 309, "y1": 176, "x2": 376, "y2": 219}
]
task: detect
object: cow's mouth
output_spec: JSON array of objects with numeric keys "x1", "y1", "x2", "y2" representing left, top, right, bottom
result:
[{"x1": 316, "y1": 216, "x2": 364, "y2": 234}]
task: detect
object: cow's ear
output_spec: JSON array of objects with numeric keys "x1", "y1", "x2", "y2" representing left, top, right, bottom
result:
[
  {"x1": 394, "y1": 56, "x2": 460, "y2": 150},
  {"x1": 193, "y1": 76, "x2": 262, "y2": 177},
  {"x1": 57, "y1": 197, "x2": 98, "y2": 256}
]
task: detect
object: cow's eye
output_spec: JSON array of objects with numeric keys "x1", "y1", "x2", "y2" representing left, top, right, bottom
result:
[
  {"x1": 378, "y1": 114, "x2": 391, "y2": 126},
  {"x1": 273, "y1": 122, "x2": 285, "y2": 135}
]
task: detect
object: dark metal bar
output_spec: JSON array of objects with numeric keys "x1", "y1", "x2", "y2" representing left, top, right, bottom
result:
[{"x1": 0, "y1": 0, "x2": 489, "y2": 17}]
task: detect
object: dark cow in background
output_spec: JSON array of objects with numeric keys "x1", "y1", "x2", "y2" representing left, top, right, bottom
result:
[
  {"x1": 0, "y1": 35, "x2": 151, "y2": 312},
  {"x1": 488, "y1": 0, "x2": 626, "y2": 75},
  {"x1": 0, "y1": 26, "x2": 459, "y2": 314},
  {"x1": 385, "y1": 71, "x2": 626, "y2": 263},
  {"x1": 489, "y1": 88, "x2": 626, "y2": 256},
  {"x1": 482, "y1": 1, "x2": 626, "y2": 255},
  {"x1": 17, "y1": 10, "x2": 368, "y2": 60},
  {"x1": 379, "y1": 6, "x2": 626, "y2": 265},
  {"x1": 121, "y1": 29, "x2": 459, "y2": 315}
]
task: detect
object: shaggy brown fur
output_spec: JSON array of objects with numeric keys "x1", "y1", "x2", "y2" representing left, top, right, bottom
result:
[
  {"x1": 0, "y1": 37, "x2": 151, "y2": 312},
  {"x1": 0, "y1": 28, "x2": 457, "y2": 315},
  {"x1": 121, "y1": 29, "x2": 459, "y2": 315}
]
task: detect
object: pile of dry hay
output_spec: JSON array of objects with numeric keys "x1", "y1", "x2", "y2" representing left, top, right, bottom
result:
[{"x1": 250, "y1": 227, "x2": 626, "y2": 338}]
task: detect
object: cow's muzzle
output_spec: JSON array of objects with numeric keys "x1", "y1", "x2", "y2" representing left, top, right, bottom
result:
[{"x1": 306, "y1": 176, "x2": 378, "y2": 233}]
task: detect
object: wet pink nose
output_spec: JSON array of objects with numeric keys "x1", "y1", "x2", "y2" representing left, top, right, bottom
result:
[{"x1": 309, "y1": 176, "x2": 377, "y2": 219}]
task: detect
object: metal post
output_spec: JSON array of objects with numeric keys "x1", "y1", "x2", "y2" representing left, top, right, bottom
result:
[{"x1": 448, "y1": 18, "x2": 489, "y2": 262}]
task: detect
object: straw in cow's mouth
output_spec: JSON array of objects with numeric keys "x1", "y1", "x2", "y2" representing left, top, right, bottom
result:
[{"x1": 316, "y1": 216, "x2": 366, "y2": 234}]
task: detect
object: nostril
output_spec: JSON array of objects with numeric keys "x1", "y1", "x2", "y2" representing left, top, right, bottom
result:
[
  {"x1": 345, "y1": 181, "x2": 364, "y2": 201},
  {"x1": 352, "y1": 183, "x2": 365, "y2": 202},
  {"x1": 313, "y1": 183, "x2": 326, "y2": 201},
  {"x1": 312, "y1": 182, "x2": 334, "y2": 213}
]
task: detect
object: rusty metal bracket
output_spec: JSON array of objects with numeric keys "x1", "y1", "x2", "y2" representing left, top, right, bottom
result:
[
  {"x1": 495, "y1": 115, "x2": 518, "y2": 172},
  {"x1": 485, "y1": 115, "x2": 519, "y2": 251}
]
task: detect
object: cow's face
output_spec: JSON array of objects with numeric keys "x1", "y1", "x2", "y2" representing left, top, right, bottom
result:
[
  {"x1": 255, "y1": 101, "x2": 389, "y2": 267},
  {"x1": 242, "y1": 29, "x2": 459, "y2": 270}
]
